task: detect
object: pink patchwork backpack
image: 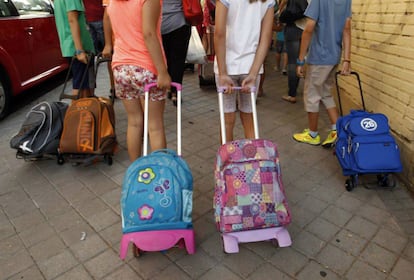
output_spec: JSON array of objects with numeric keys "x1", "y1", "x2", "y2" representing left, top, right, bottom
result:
[{"x1": 214, "y1": 138, "x2": 291, "y2": 233}]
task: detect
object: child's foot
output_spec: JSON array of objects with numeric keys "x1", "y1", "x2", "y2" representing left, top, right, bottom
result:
[
  {"x1": 321, "y1": 130, "x2": 337, "y2": 148},
  {"x1": 282, "y1": 95, "x2": 296, "y2": 103},
  {"x1": 293, "y1": 129, "x2": 321, "y2": 145}
]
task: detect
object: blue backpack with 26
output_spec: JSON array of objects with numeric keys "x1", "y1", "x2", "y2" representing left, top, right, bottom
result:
[{"x1": 335, "y1": 110, "x2": 403, "y2": 176}]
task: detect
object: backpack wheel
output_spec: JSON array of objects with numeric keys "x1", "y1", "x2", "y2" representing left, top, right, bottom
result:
[
  {"x1": 377, "y1": 174, "x2": 387, "y2": 187},
  {"x1": 57, "y1": 155, "x2": 65, "y2": 165},
  {"x1": 345, "y1": 177, "x2": 355, "y2": 191},
  {"x1": 104, "y1": 154, "x2": 113, "y2": 165},
  {"x1": 377, "y1": 174, "x2": 396, "y2": 188},
  {"x1": 132, "y1": 244, "x2": 143, "y2": 258},
  {"x1": 221, "y1": 240, "x2": 229, "y2": 254}
]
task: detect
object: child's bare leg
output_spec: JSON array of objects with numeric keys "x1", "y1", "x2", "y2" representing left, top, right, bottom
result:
[
  {"x1": 275, "y1": 52, "x2": 281, "y2": 70},
  {"x1": 122, "y1": 99, "x2": 144, "y2": 161},
  {"x1": 108, "y1": 62, "x2": 115, "y2": 94},
  {"x1": 327, "y1": 107, "x2": 339, "y2": 126},
  {"x1": 145, "y1": 98, "x2": 166, "y2": 151},
  {"x1": 224, "y1": 112, "x2": 236, "y2": 142},
  {"x1": 307, "y1": 111, "x2": 319, "y2": 132},
  {"x1": 240, "y1": 111, "x2": 254, "y2": 139}
]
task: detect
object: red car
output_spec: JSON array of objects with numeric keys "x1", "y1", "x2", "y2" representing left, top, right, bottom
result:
[{"x1": 0, "y1": 0, "x2": 68, "y2": 119}]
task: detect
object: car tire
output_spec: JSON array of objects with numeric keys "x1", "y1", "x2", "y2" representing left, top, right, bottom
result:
[{"x1": 0, "y1": 69, "x2": 11, "y2": 120}]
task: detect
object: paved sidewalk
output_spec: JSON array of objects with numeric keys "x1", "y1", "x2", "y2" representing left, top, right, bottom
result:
[{"x1": 1, "y1": 52, "x2": 414, "y2": 280}]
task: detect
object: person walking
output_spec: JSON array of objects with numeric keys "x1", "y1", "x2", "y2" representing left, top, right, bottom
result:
[
  {"x1": 84, "y1": 0, "x2": 105, "y2": 52},
  {"x1": 293, "y1": 0, "x2": 352, "y2": 148},
  {"x1": 279, "y1": 0, "x2": 308, "y2": 104},
  {"x1": 273, "y1": 4, "x2": 287, "y2": 74},
  {"x1": 161, "y1": 0, "x2": 191, "y2": 106},
  {"x1": 84, "y1": 0, "x2": 116, "y2": 97},
  {"x1": 53, "y1": 0, "x2": 96, "y2": 98},
  {"x1": 107, "y1": 0, "x2": 171, "y2": 161},
  {"x1": 214, "y1": 0, "x2": 275, "y2": 142}
]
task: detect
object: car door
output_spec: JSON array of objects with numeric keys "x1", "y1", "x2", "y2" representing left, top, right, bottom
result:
[
  {"x1": 12, "y1": 0, "x2": 66, "y2": 79},
  {"x1": 0, "y1": 0, "x2": 33, "y2": 84}
]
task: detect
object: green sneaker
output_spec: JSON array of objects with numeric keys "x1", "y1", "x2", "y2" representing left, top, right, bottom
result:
[
  {"x1": 293, "y1": 129, "x2": 321, "y2": 145},
  {"x1": 322, "y1": 130, "x2": 337, "y2": 148}
]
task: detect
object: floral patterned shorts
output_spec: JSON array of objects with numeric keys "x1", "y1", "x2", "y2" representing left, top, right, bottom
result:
[{"x1": 113, "y1": 65, "x2": 166, "y2": 101}]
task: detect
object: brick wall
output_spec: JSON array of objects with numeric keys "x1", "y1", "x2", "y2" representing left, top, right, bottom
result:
[{"x1": 336, "y1": 0, "x2": 414, "y2": 191}]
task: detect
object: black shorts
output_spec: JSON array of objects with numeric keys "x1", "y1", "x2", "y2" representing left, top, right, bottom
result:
[{"x1": 70, "y1": 55, "x2": 96, "y2": 90}]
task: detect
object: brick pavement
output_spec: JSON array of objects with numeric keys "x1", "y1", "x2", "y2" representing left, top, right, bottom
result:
[{"x1": 1, "y1": 52, "x2": 414, "y2": 279}]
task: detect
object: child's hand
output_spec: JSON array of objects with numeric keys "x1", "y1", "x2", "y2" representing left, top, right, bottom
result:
[
  {"x1": 156, "y1": 72, "x2": 171, "y2": 92},
  {"x1": 296, "y1": 65, "x2": 305, "y2": 78},
  {"x1": 241, "y1": 74, "x2": 257, "y2": 92},
  {"x1": 76, "y1": 52, "x2": 89, "y2": 64},
  {"x1": 340, "y1": 61, "x2": 351, "y2": 75},
  {"x1": 218, "y1": 75, "x2": 234, "y2": 94},
  {"x1": 102, "y1": 45, "x2": 112, "y2": 59}
]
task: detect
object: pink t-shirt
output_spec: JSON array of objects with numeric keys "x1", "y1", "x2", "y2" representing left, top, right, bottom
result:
[{"x1": 107, "y1": 0, "x2": 164, "y2": 74}]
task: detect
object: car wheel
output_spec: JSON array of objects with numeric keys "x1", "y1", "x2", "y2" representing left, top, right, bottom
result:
[{"x1": 0, "y1": 70, "x2": 11, "y2": 120}]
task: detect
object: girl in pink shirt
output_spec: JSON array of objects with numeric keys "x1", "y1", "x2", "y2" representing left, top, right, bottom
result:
[{"x1": 107, "y1": 0, "x2": 171, "y2": 161}]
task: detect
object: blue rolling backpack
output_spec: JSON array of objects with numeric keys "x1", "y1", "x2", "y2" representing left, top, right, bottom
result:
[
  {"x1": 334, "y1": 72, "x2": 403, "y2": 191},
  {"x1": 119, "y1": 83, "x2": 195, "y2": 259},
  {"x1": 120, "y1": 148, "x2": 193, "y2": 233}
]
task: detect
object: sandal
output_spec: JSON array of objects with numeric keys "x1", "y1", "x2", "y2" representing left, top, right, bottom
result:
[{"x1": 282, "y1": 95, "x2": 297, "y2": 104}]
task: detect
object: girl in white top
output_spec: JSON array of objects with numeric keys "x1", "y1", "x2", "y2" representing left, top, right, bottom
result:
[{"x1": 214, "y1": 0, "x2": 275, "y2": 141}]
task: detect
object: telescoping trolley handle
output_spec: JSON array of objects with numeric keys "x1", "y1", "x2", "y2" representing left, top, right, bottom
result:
[
  {"x1": 95, "y1": 52, "x2": 116, "y2": 102},
  {"x1": 217, "y1": 87, "x2": 259, "y2": 144},
  {"x1": 143, "y1": 82, "x2": 182, "y2": 156},
  {"x1": 335, "y1": 71, "x2": 366, "y2": 116}
]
